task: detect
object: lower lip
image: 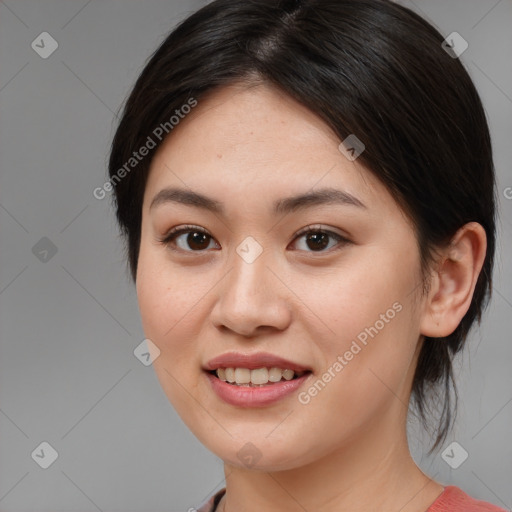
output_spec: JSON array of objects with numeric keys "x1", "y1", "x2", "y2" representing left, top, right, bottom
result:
[{"x1": 205, "y1": 371, "x2": 311, "y2": 407}]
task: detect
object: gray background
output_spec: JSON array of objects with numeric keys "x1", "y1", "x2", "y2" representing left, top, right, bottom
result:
[{"x1": 0, "y1": 1, "x2": 511, "y2": 511}]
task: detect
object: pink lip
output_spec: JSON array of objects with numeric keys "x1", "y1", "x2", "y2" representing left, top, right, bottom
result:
[
  {"x1": 205, "y1": 371, "x2": 311, "y2": 407},
  {"x1": 203, "y1": 352, "x2": 313, "y2": 407},
  {"x1": 203, "y1": 351, "x2": 311, "y2": 372}
]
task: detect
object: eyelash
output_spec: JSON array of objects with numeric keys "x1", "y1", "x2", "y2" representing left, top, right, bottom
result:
[{"x1": 157, "y1": 224, "x2": 351, "y2": 255}]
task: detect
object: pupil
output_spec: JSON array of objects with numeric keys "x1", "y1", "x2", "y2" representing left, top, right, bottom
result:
[
  {"x1": 188, "y1": 232, "x2": 209, "y2": 250},
  {"x1": 307, "y1": 232, "x2": 328, "y2": 251}
]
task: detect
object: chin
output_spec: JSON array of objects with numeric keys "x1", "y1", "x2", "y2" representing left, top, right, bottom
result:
[{"x1": 193, "y1": 430, "x2": 320, "y2": 472}]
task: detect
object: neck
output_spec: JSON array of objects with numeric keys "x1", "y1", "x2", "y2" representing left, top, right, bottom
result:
[{"x1": 219, "y1": 413, "x2": 443, "y2": 512}]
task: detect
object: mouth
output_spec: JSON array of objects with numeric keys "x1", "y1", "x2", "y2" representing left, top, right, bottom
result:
[
  {"x1": 207, "y1": 367, "x2": 311, "y2": 387},
  {"x1": 203, "y1": 352, "x2": 313, "y2": 406}
]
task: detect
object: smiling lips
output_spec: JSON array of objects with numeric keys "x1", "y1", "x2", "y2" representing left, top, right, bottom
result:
[{"x1": 204, "y1": 351, "x2": 312, "y2": 406}]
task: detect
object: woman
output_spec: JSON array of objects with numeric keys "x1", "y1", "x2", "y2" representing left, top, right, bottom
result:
[{"x1": 108, "y1": 0, "x2": 505, "y2": 510}]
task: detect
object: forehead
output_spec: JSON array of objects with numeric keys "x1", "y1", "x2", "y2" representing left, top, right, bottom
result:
[
  {"x1": 156, "y1": 83, "x2": 340, "y2": 162},
  {"x1": 143, "y1": 83, "x2": 389, "y2": 215}
]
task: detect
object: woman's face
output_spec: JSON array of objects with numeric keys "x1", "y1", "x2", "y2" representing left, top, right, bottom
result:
[{"x1": 137, "y1": 83, "x2": 427, "y2": 470}]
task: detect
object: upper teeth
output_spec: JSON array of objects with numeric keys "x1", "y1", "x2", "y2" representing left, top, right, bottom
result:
[{"x1": 216, "y1": 367, "x2": 302, "y2": 385}]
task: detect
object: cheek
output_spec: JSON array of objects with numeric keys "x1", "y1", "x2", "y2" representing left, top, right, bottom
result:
[
  {"x1": 300, "y1": 248, "x2": 421, "y2": 418},
  {"x1": 304, "y1": 247, "x2": 417, "y2": 352},
  {"x1": 136, "y1": 252, "x2": 212, "y2": 418},
  {"x1": 136, "y1": 248, "x2": 204, "y2": 368}
]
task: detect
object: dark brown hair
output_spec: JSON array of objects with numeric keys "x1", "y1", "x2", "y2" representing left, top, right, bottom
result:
[{"x1": 108, "y1": 0, "x2": 496, "y2": 451}]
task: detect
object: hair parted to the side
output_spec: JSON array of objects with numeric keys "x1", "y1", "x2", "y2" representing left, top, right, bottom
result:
[{"x1": 108, "y1": 0, "x2": 496, "y2": 452}]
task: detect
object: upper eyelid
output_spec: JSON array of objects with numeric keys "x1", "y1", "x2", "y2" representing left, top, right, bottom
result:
[
  {"x1": 163, "y1": 224, "x2": 346, "y2": 239},
  {"x1": 162, "y1": 224, "x2": 210, "y2": 240}
]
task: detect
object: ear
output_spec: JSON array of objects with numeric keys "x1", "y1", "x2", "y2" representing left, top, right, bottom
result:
[{"x1": 420, "y1": 222, "x2": 487, "y2": 338}]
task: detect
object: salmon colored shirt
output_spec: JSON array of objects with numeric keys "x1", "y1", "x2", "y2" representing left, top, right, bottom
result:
[{"x1": 196, "y1": 486, "x2": 508, "y2": 512}]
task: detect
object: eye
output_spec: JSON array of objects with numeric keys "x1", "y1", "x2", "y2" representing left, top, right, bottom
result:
[
  {"x1": 290, "y1": 225, "x2": 350, "y2": 253},
  {"x1": 158, "y1": 224, "x2": 350, "y2": 254},
  {"x1": 158, "y1": 225, "x2": 219, "y2": 252}
]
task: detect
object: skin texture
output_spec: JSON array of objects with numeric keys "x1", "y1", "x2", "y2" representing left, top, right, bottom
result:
[{"x1": 136, "y1": 82, "x2": 486, "y2": 512}]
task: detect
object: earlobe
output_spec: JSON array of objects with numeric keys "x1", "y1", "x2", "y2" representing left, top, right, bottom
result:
[{"x1": 420, "y1": 222, "x2": 487, "y2": 338}]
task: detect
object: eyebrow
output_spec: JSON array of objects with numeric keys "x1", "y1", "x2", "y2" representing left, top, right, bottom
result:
[{"x1": 149, "y1": 186, "x2": 366, "y2": 215}]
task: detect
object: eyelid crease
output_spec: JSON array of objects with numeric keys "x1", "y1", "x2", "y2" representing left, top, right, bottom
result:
[{"x1": 292, "y1": 223, "x2": 348, "y2": 239}]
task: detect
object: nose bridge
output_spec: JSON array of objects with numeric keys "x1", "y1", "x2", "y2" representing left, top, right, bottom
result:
[{"x1": 227, "y1": 241, "x2": 272, "y2": 307}]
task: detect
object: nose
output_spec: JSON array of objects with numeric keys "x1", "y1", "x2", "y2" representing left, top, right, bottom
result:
[{"x1": 209, "y1": 248, "x2": 292, "y2": 338}]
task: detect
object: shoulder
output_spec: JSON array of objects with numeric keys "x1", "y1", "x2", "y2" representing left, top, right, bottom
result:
[
  {"x1": 195, "y1": 486, "x2": 507, "y2": 512},
  {"x1": 428, "y1": 486, "x2": 508, "y2": 512},
  {"x1": 195, "y1": 488, "x2": 226, "y2": 512}
]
